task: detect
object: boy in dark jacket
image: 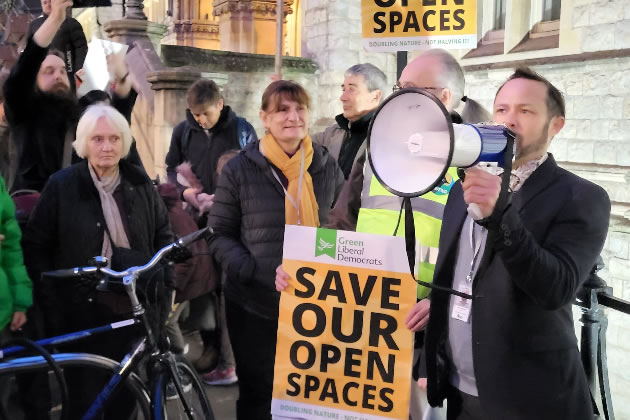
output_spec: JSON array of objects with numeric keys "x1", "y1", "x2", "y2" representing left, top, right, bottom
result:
[{"x1": 165, "y1": 79, "x2": 257, "y2": 223}]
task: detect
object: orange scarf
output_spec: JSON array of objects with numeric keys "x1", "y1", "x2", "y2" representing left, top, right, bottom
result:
[{"x1": 259, "y1": 133, "x2": 319, "y2": 227}]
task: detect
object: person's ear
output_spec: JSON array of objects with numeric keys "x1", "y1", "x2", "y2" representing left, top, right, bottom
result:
[
  {"x1": 441, "y1": 89, "x2": 452, "y2": 109},
  {"x1": 548, "y1": 115, "x2": 565, "y2": 140},
  {"x1": 217, "y1": 98, "x2": 224, "y2": 111},
  {"x1": 374, "y1": 89, "x2": 383, "y2": 104}
]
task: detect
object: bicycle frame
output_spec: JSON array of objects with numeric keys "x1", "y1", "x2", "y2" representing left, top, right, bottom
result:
[
  {"x1": 0, "y1": 227, "x2": 212, "y2": 420},
  {"x1": 0, "y1": 319, "x2": 140, "y2": 359},
  {"x1": 0, "y1": 312, "x2": 153, "y2": 419},
  {"x1": 0, "y1": 352, "x2": 152, "y2": 419}
]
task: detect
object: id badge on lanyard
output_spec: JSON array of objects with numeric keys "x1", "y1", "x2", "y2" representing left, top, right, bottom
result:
[{"x1": 451, "y1": 219, "x2": 481, "y2": 323}]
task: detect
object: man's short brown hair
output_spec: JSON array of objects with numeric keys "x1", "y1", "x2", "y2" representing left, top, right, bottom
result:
[
  {"x1": 186, "y1": 79, "x2": 222, "y2": 107},
  {"x1": 496, "y1": 67, "x2": 565, "y2": 118}
]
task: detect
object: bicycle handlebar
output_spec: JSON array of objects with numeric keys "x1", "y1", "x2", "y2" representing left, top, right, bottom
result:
[{"x1": 43, "y1": 227, "x2": 212, "y2": 279}]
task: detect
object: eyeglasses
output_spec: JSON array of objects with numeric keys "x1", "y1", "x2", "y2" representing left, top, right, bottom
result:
[{"x1": 392, "y1": 83, "x2": 444, "y2": 94}]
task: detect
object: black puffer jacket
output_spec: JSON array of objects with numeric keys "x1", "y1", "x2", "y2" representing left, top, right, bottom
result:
[
  {"x1": 22, "y1": 159, "x2": 173, "y2": 334},
  {"x1": 208, "y1": 141, "x2": 344, "y2": 319}
]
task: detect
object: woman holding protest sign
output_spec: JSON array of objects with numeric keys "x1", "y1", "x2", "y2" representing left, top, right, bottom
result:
[{"x1": 207, "y1": 80, "x2": 344, "y2": 419}]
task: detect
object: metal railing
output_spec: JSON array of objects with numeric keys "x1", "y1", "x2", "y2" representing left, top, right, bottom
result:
[{"x1": 575, "y1": 257, "x2": 630, "y2": 420}]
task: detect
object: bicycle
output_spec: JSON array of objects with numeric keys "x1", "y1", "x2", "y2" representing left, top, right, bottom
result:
[{"x1": 0, "y1": 227, "x2": 215, "y2": 420}]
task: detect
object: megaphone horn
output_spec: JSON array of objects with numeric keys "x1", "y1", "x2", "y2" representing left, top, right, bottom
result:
[
  {"x1": 367, "y1": 87, "x2": 516, "y2": 198},
  {"x1": 366, "y1": 88, "x2": 516, "y2": 300}
]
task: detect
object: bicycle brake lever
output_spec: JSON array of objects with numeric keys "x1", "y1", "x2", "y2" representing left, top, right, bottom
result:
[{"x1": 167, "y1": 246, "x2": 194, "y2": 264}]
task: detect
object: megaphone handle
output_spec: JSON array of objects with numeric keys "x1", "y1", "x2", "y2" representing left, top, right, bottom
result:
[
  {"x1": 465, "y1": 164, "x2": 501, "y2": 220},
  {"x1": 467, "y1": 203, "x2": 484, "y2": 220}
]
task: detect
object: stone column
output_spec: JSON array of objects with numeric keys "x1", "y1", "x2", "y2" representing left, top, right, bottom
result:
[
  {"x1": 163, "y1": 0, "x2": 220, "y2": 49},
  {"x1": 103, "y1": 0, "x2": 168, "y2": 51},
  {"x1": 213, "y1": 0, "x2": 293, "y2": 54},
  {"x1": 125, "y1": 0, "x2": 148, "y2": 20},
  {"x1": 170, "y1": 21, "x2": 220, "y2": 49},
  {"x1": 145, "y1": 69, "x2": 202, "y2": 178},
  {"x1": 104, "y1": 19, "x2": 168, "y2": 50}
]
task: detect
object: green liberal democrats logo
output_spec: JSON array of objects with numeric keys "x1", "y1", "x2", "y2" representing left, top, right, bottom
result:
[
  {"x1": 432, "y1": 172, "x2": 455, "y2": 196},
  {"x1": 315, "y1": 228, "x2": 337, "y2": 258}
]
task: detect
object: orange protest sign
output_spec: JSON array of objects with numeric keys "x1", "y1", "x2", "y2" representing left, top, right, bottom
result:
[{"x1": 272, "y1": 226, "x2": 417, "y2": 420}]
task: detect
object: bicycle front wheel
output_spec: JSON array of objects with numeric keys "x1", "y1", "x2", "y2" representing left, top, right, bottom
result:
[{"x1": 154, "y1": 358, "x2": 215, "y2": 420}]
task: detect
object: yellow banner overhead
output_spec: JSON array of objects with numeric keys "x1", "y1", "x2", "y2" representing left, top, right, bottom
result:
[
  {"x1": 362, "y1": 0, "x2": 477, "y2": 52},
  {"x1": 272, "y1": 226, "x2": 417, "y2": 420}
]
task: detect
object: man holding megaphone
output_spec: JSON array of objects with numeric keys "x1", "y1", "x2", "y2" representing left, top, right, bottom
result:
[{"x1": 423, "y1": 68, "x2": 611, "y2": 420}]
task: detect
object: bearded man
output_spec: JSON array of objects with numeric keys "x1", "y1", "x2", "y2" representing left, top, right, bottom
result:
[
  {"x1": 423, "y1": 68, "x2": 610, "y2": 420},
  {"x1": 3, "y1": 0, "x2": 112, "y2": 192}
]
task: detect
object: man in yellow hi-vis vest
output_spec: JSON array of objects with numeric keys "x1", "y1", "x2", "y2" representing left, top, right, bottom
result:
[
  {"x1": 325, "y1": 50, "x2": 490, "y2": 420},
  {"x1": 327, "y1": 49, "x2": 489, "y2": 316},
  {"x1": 276, "y1": 49, "x2": 490, "y2": 419}
]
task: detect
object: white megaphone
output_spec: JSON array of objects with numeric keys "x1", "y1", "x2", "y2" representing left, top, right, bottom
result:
[{"x1": 367, "y1": 87, "x2": 516, "y2": 219}]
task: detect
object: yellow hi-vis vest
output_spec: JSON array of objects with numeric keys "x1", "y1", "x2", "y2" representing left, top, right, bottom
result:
[{"x1": 356, "y1": 162, "x2": 458, "y2": 299}]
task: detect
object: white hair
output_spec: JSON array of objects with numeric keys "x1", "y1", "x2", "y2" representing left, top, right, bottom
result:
[{"x1": 73, "y1": 104, "x2": 132, "y2": 159}]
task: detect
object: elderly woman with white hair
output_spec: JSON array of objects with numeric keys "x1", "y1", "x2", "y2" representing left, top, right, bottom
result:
[{"x1": 22, "y1": 104, "x2": 173, "y2": 419}]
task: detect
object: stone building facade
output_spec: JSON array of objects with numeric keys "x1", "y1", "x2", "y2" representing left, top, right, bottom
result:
[{"x1": 69, "y1": 0, "x2": 630, "y2": 416}]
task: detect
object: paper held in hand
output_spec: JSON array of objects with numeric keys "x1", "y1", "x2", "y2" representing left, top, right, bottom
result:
[{"x1": 77, "y1": 38, "x2": 128, "y2": 97}]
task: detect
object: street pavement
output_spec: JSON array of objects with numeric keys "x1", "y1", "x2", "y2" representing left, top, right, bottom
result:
[{"x1": 205, "y1": 383, "x2": 238, "y2": 419}]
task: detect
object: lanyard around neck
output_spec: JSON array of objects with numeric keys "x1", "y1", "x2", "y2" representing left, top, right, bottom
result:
[
  {"x1": 261, "y1": 142, "x2": 305, "y2": 225},
  {"x1": 466, "y1": 218, "x2": 483, "y2": 283}
]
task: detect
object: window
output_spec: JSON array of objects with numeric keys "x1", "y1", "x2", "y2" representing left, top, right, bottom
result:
[
  {"x1": 542, "y1": 0, "x2": 561, "y2": 22},
  {"x1": 531, "y1": 0, "x2": 560, "y2": 39},
  {"x1": 510, "y1": 0, "x2": 560, "y2": 53},
  {"x1": 493, "y1": 0, "x2": 506, "y2": 30},
  {"x1": 463, "y1": 0, "x2": 506, "y2": 58}
]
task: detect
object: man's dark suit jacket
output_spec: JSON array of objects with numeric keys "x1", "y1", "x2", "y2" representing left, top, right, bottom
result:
[{"x1": 424, "y1": 155, "x2": 611, "y2": 420}]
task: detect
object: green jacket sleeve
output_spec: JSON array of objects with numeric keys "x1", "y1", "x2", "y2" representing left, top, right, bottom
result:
[{"x1": 1, "y1": 176, "x2": 33, "y2": 312}]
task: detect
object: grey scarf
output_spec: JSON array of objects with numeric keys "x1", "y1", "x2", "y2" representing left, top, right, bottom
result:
[{"x1": 88, "y1": 164, "x2": 131, "y2": 260}]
